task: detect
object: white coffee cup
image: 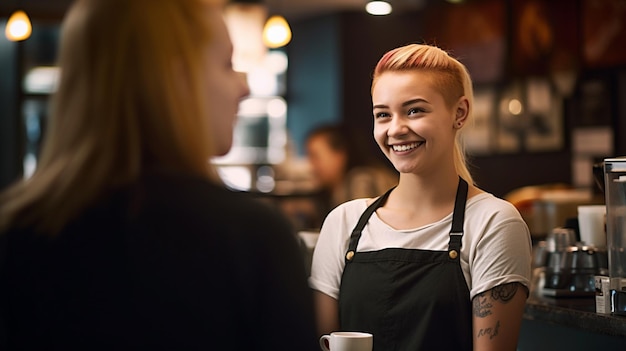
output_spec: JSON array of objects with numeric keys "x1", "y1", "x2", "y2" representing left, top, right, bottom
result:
[
  {"x1": 319, "y1": 331, "x2": 373, "y2": 351},
  {"x1": 577, "y1": 205, "x2": 606, "y2": 248}
]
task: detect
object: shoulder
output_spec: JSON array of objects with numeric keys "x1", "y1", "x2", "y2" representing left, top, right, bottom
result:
[
  {"x1": 325, "y1": 198, "x2": 370, "y2": 222},
  {"x1": 318, "y1": 198, "x2": 370, "y2": 241},
  {"x1": 136, "y1": 172, "x2": 292, "y2": 231},
  {"x1": 464, "y1": 192, "x2": 530, "y2": 243},
  {"x1": 128, "y1": 172, "x2": 300, "y2": 265},
  {"x1": 141, "y1": 172, "x2": 267, "y2": 209},
  {"x1": 463, "y1": 193, "x2": 532, "y2": 297},
  {"x1": 467, "y1": 192, "x2": 525, "y2": 222}
]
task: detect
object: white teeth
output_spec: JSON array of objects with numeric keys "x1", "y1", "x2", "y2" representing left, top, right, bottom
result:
[{"x1": 391, "y1": 142, "x2": 422, "y2": 152}]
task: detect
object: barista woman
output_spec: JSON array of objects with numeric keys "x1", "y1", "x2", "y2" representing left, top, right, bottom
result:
[{"x1": 309, "y1": 44, "x2": 532, "y2": 350}]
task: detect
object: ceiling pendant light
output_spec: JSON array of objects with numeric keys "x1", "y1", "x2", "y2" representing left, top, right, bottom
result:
[
  {"x1": 5, "y1": 10, "x2": 32, "y2": 41},
  {"x1": 366, "y1": 1, "x2": 393, "y2": 16},
  {"x1": 262, "y1": 14, "x2": 291, "y2": 49}
]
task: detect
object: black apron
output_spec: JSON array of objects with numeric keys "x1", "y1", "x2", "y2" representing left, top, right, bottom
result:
[{"x1": 338, "y1": 177, "x2": 472, "y2": 351}]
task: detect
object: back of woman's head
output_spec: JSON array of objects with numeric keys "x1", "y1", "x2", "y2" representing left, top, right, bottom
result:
[
  {"x1": 371, "y1": 44, "x2": 474, "y2": 184},
  {"x1": 52, "y1": 0, "x2": 217, "y2": 176},
  {"x1": 0, "y1": 0, "x2": 223, "y2": 233}
]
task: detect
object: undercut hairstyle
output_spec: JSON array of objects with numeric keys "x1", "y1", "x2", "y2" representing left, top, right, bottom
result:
[{"x1": 371, "y1": 44, "x2": 474, "y2": 184}]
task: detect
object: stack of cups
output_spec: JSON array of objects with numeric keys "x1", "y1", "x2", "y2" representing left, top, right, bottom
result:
[
  {"x1": 577, "y1": 205, "x2": 606, "y2": 249},
  {"x1": 579, "y1": 204, "x2": 610, "y2": 314}
]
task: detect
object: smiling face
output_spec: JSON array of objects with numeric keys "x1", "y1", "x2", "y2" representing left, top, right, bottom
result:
[{"x1": 372, "y1": 70, "x2": 465, "y2": 175}]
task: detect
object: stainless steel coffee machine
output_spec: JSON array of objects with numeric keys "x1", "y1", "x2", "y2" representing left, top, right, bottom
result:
[{"x1": 603, "y1": 157, "x2": 626, "y2": 315}]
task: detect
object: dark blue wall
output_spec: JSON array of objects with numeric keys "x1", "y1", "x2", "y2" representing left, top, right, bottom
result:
[{"x1": 286, "y1": 14, "x2": 341, "y2": 156}]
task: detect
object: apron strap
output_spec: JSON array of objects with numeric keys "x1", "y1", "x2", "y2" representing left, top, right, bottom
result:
[
  {"x1": 448, "y1": 177, "x2": 468, "y2": 260},
  {"x1": 345, "y1": 187, "x2": 395, "y2": 263},
  {"x1": 345, "y1": 177, "x2": 469, "y2": 263}
]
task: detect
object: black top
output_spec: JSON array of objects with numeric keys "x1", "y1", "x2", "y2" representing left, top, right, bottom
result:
[{"x1": 0, "y1": 171, "x2": 318, "y2": 351}]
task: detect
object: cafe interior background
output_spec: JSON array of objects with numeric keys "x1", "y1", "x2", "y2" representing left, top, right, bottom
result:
[
  {"x1": 1, "y1": 0, "x2": 626, "y2": 236},
  {"x1": 2, "y1": 0, "x2": 626, "y2": 348}
]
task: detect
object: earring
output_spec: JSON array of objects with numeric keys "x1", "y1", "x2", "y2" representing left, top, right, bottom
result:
[{"x1": 455, "y1": 122, "x2": 463, "y2": 129}]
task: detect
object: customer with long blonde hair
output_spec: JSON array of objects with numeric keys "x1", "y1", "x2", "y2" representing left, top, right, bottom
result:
[{"x1": 0, "y1": 0, "x2": 317, "y2": 349}]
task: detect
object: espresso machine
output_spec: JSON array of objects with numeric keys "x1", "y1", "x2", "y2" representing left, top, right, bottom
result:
[{"x1": 603, "y1": 157, "x2": 626, "y2": 315}]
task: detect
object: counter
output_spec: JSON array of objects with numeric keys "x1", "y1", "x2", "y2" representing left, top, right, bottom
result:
[
  {"x1": 519, "y1": 292, "x2": 626, "y2": 350},
  {"x1": 525, "y1": 292, "x2": 626, "y2": 337}
]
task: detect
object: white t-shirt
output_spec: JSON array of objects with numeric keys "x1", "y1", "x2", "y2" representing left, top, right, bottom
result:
[{"x1": 309, "y1": 192, "x2": 532, "y2": 301}]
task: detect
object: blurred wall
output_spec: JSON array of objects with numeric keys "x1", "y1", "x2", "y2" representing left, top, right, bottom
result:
[
  {"x1": 2, "y1": 0, "x2": 626, "y2": 198},
  {"x1": 287, "y1": 14, "x2": 341, "y2": 156},
  {"x1": 287, "y1": 0, "x2": 626, "y2": 198}
]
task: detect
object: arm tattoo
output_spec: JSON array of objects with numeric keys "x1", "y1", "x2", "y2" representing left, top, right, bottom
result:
[
  {"x1": 472, "y1": 292, "x2": 493, "y2": 317},
  {"x1": 473, "y1": 283, "x2": 520, "y2": 318},
  {"x1": 477, "y1": 321, "x2": 500, "y2": 340},
  {"x1": 490, "y1": 282, "x2": 518, "y2": 302}
]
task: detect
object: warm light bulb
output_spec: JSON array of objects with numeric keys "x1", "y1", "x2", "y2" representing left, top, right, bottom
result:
[
  {"x1": 5, "y1": 10, "x2": 32, "y2": 41},
  {"x1": 508, "y1": 99, "x2": 523, "y2": 115},
  {"x1": 263, "y1": 15, "x2": 291, "y2": 49},
  {"x1": 366, "y1": 1, "x2": 392, "y2": 16}
]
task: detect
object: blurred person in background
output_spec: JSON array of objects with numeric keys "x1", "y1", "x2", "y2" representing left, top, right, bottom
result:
[
  {"x1": 310, "y1": 44, "x2": 531, "y2": 350},
  {"x1": 305, "y1": 123, "x2": 398, "y2": 222},
  {"x1": 0, "y1": 0, "x2": 317, "y2": 350}
]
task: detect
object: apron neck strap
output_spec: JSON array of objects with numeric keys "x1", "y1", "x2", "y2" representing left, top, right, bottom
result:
[
  {"x1": 345, "y1": 177, "x2": 469, "y2": 263},
  {"x1": 347, "y1": 186, "x2": 395, "y2": 256},
  {"x1": 448, "y1": 177, "x2": 468, "y2": 256}
]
